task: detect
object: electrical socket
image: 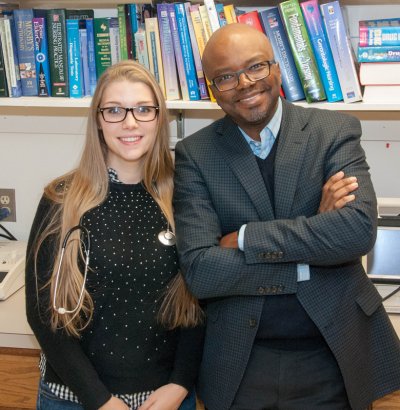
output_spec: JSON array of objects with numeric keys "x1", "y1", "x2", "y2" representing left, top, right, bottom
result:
[{"x1": 0, "y1": 188, "x2": 16, "y2": 222}]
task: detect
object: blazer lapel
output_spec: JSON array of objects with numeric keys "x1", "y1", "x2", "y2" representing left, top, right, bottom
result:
[
  {"x1": 215, "y1": 116, "x2": 275, "y2": 221},
  {"x1": 274, "y1": 100, "x2": 311, "y2": 219}
]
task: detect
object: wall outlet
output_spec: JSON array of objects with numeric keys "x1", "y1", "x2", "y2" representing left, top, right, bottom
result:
[{"x1": 0, "y1": 188, "x2": 16, "y2": 222}]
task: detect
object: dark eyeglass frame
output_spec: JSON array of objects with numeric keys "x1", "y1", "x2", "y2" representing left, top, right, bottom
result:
[
  {"x1": 97, "y1": 106, "x2": 159, "y2": 123},
  {"x1": 210, "y1": 60, "x2": 276, "y2": 92}
]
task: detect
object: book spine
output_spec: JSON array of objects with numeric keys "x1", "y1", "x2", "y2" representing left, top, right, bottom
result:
[
  {"x1": 215, "y1": 4, "x2": 227, "y2": 27},
  {"x1": 46, "y1": 9, "x2": 69, "y2": 97},
  {"x1": 223, "y1": 5, "x2": 237, "y2": 24},
  {"x1": 198, "y1": 5, "x2": 212, "y2": 41},
  {"x1": 168, "y1": 3, "x2": 189, "y2": 101},
  {"x1": 32, "y1": 17, "x2": 51, "y2": 96},
  {"x1": 259, "y1": 8, "x2": 304, "y2": 102},
  {"x1": 117, "y1": 4, "x2": 128, "y2": 60},
  {"x1": 93, "y1": 18, "x2": 112, "y2": 79},
  {"x1": 78, "y1": 20, "x2": 90, "y2": 96},
  {"x1": 359, "y1": 25, "x2": 400, "y2": 47},
  {"x1": 134, "y1": 28, "x2": 150, "y2": 70},
  {"x1": 145, "y1": 17, "x2": 166, "y2": 95},
  {"x1": 279, "y1": 0, "x2": 325, "y2": 103},
  {"x1": 129, "y1": 4, "x2": 139, "y2": 60},
  {"x1": 0, "y1": 34, "x2": 8, "y2": 96},
  {"x1": 109, "y1": 17, "x2": 121, "y2": 65},
  {"x1": 175, "y1": 3, "x2": 200, "y2": 101},
  {"x1": 3, "y1": 16, "x2": 22, "y2": 97},
  {"x1": 237, "y1": 11, "x2": 264, "y2": 33},
  {"x1": 204, "y1": 0, "x2": 220, "y2": 33},
  {"x1": 66, "y1": 19, "x2": 83, "y2": 98},
  {"x1": 358, "y1": 45, "x2": 400, "y2": 62},
  {"x1": 300, "y1": 0, "x2": 342, "y2": 102},
  {"x1": 85, "y1": 18, "x2": 97, "y2": 96},
  {"x1": 0, "y1": 19, "x2": 12, "y2": 96},
  {"x1": 184, "y1": 2, "x2": 208, "y2": 99},
  {"x1": 157, "y1": 4, "x2": 180, "y2": 100},
  {"x1": 13, "y1": 9, "x2": 38, "y2": 96},
  {"x1": 124, "y1": 5, "x2": 133, "y2": 60},
  {"x1": 320, "y1": 1, "x2": 362, "y2": 103}
]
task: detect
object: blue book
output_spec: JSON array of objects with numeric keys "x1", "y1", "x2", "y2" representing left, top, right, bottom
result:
[
  {"x1": 300, "y1": 0, "x2": 342, "y2": 102},
  {"x1": 259, "y1": 8, "x2": 304, "y2": 102},
  {"x1": 85, "y1": 18, "x2": 97, "y2": 96},
  {"x1": 66, "y1": 19, "x2": 83, "y2": 98},
  {"x1": 174, "y1": 3, "x2": 200, "y2": 101},
  {"x1": 358, "y1": 45, "x2": 400, "y2": 62},
  {"x1": 13, "y1": 9, "x2": 38, "y2": 96},
  {"x1": 32, "y1": 17, "x2": 51, "y2": 96},
  {"x1": 78, "y1": 20, "x2": 90, "y2": 96},
  {"x1": 129, "y1": 4, "x2": 139, "y2": 60},
  {"x1": 360, "y1": 18, "x2": 400, "y2": 47},
  {"x1": 215, "y1": 3, "x2": 227, "y2": 27},
  {"x1": 2, "y1": 15, "x2": 22, "y2": 97},
  {"x1": 320, "y1": 1, "x2": 362, "y2": 103}
]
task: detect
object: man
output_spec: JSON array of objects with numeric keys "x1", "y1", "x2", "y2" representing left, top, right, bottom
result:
[{"x1": 173, "y1": 24, "x2": 400, "y2": 410}]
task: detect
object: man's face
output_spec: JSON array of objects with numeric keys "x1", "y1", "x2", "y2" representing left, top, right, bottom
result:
[{"x1": 205, "y1": 32, "x2": 281, "y2": 138}]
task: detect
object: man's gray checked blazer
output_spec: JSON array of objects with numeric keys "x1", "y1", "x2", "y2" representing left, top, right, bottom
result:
[{"x1": 173, "y1": 98, "x2": 400, "y2": 410}]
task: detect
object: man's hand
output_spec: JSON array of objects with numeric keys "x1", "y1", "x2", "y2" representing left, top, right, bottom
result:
[
  {"x1": 318, "y1": 171, "x2": 358, "y2": 213},
  {"x1": 219, "y1": 231, "x2": 239, "y2": 249},
  {"x1": 99, "y1": 396, "x2": 129, "y2": 410},
  {"x1": 138, "y1": 383, "x2": 188, "y2": 410}
]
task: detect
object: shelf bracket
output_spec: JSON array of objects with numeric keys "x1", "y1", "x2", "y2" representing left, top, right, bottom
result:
[{"x1": 176, "y1": 110, "x2": 185, "y2": 140}]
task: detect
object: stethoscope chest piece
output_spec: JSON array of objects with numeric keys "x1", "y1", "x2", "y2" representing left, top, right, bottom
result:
[{"x1": 158, "y1": 229, "x2": 176, "y2": 246}]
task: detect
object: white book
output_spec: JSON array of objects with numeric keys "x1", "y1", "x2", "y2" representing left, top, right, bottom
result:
[
  {"x1": 363, "y1": 85, "x2": 400, "y2": 103},
  {"x1": 204, "y1": 0, "x2": 220, "y2": 33},
  {"x1": 359, "y1": 62, "x2": 400, "y2": 85}
]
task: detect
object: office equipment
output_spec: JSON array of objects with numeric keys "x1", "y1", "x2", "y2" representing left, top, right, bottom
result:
[{"x1": 0, "y1": 241, "x2": 27, "y2": 300}]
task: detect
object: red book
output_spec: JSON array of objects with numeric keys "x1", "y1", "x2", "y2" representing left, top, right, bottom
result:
[{"x1": 237, "y1": 11, "x2": 263, "y2": 32}]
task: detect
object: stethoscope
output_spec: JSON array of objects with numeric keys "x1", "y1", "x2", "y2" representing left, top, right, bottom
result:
[{"x1": 53, "y1": 221, "x2": 176, "y2": 315}]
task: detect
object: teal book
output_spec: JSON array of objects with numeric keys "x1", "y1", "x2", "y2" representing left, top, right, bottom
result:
[
  {"x1": 32, "y1": 17, "x2": 51, "y2": 96},
  {"x1": 66, "y1": 19, "x2": 83, "y2": 98},
  {"x1": 279, "y1": 0, "x2": 325, "y2": 103}
]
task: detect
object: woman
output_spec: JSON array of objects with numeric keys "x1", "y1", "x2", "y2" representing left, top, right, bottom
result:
[{"x1": 25, "y1": 61, "x2": 203, "y2": 410}]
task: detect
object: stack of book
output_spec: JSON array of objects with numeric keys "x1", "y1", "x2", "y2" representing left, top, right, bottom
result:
[
  {"x1": 0, "y1": 0, "x2": 364, "y2": 105},
  {"x1": 358, "y1": 18, "x2": 400, "y2": 102}
]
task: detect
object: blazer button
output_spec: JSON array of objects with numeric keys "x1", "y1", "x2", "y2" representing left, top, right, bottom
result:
[
  {"x1": 271, "y1": 252, "x2": 277, "y2": 259},
  {"x1": 258, "y1": 286, "x2": 265, "y2": 294},
  {"x1": 271, "y1": 285, "x2": 277, "y2": 294},
  {"x1": 277, "y1": 285, "x2": 285, "y2": 293},
  {"x1": 278, "y1": 252, "x2": 283, "y2": 259},
  {"x1": 249, "y1": 319, "x2": 257, "y2": 328}
]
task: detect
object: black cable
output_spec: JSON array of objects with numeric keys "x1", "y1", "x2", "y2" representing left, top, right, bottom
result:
[
  {"x1": 0, "y1": 224, "x2": 17, "y2": 241},
  {"x1": 382, "y1": 285, "x2": 400, "y2": 302}
]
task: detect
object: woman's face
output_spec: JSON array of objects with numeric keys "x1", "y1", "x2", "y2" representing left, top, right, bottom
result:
[{"x1": 98, "y1": 80, "x2": 158, "y2": 183}]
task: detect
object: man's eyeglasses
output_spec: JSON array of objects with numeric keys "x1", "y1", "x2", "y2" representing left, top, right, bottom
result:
[
  {"x1": 97, "y1": 106, "x2": 159, "y2": 123},
  {"x1": 210, "y1": 60, "x2": 276, "y2": 92}
]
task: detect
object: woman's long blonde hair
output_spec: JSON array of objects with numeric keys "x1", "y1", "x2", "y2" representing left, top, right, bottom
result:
[{"x1": 34, "y1": 61, "x2": 202, "y2": 337}]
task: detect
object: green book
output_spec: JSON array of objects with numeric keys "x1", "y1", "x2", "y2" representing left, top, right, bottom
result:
[
  {"x1": 279, "y1": 0, "x2": 326, "y2": 103},
  {"x1": 117, "y1": 4, "x2": 128, "y2": 60},
  {"x1": 46, "y1": 9, "x2": 69, "y2": 97},
  {"x1": 93, "y1": 18, "x2": 112, "y2": 79}
]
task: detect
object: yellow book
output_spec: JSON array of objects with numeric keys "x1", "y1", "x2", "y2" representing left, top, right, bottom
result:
[
  {"x1": 144, "y1": 17, "x2": 166, "y2": 96},
  {"x1": 223, "y1": 4, "x2": 238, "y2": 24},
  {"x1": 198, "y1": 5, "x2": 212, "y2": 41}
]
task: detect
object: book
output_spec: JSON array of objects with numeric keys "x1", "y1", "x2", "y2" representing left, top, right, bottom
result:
[
  {"x1": 320, "y1": 1, "x2": 363, "y2": 103},
  {"x1": 237, "y1": 11, "x2": 264, "y2": 33},
  {"x1": 204, "y1": 0, "x2": 220, "y2": 33},
  {"x1": 362, "y1": 84, "x2": 400, "y2": 103},
  {"x1": 184, "y1": 2, "x2": 208, "y2": 100},
  {"x1": 0, "y1": 35, "x2": 8, "y2": 96},
  {"x1": 13, "y1": 9, "x2": 38, "y2": 96},
  {"x1": 46, "y1": 9, "x2": 69, "y2": 97},
  {"x1": 66, "y1": 19, "x2": 83, "y2": 98},
  {"x1": 215, "y1": 4, "x2": 227, "y2": 27},
  {"x1": 359, "y1": 62, "x2": 400, "y2": 85},
  {"x1": 0, "y1": 15, "x2": 22, "y2": 97},
  {"x1": 129, "y1": 4, "x2": 140, "y2": 60},
  {"x1": 279, "y1": 0, "x2": 326, "y2": 102},
  {"x1": 85, "y1": 18, "x2": 97, "y2": 96},
  {"x1": 359, "y1": 18, "x2": 400, "y2": 47},
  {"x1": 32, "y1": 17, "x2": 51, "y2": 97},
  {"x1": 117, "y1": 4, "x2": 128, "y2": 60},
  {"x1": 223, "y1": 5, "x2": 237, "y2": 24},
  {"x1": 300, "y1": 0, "x2": 342, "y2": 102},
  {"x1": 174, "y1": 3, "x2": 200, "y2": 101},
  {"x1": 358, "y1": 45, "x2": 400, "y2": 62},
  {"x1": 198, "y1": 5, "x2": 212, "y2": 41},
  {"x1": 259, "y1": 8, "x2": 305, "y2": 102},
  {"x1": 157, "y1": 3, "x2": 180, "y2": 100},
  {"x1": 93, "y1": 17, "x2": 112, "y2": 79},
  {"x1": 78, "y1": 19, "x2": 90, "y2": 96},
  {"x1": 145, "y1": 17, "x2": 166, "y2": 96},
  {"x1": 124, "y1": 4, "x2": 133, "y2": 60},
  {"x1": 168, "y1": 3, "x2": 189, "y2": 101},
  {"x1": 134, "y1": 28, "x2": 149, "y2": 70},
  {"x1": 109, "y1": 17, "x2": 121, "y2": 65}
]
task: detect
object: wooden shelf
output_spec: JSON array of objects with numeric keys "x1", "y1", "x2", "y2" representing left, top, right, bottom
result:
[{"x1": 1, "y1": 96, "x2": 400, "y2": 112}]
